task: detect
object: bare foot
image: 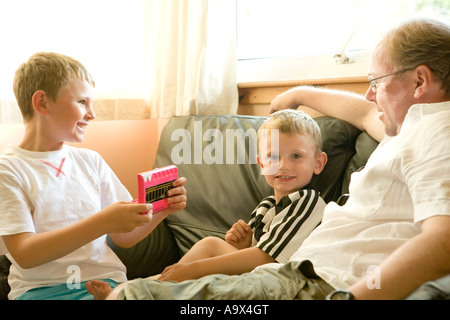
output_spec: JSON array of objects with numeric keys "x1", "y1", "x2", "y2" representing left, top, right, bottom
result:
[{"x1": 86, "y1": 280, "x2": 113, "y2": 300}]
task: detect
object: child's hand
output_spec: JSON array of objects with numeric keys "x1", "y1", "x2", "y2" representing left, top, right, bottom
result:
[
  {"x1": 161, "y1": 177, "x2": 187, "y2": 215},
  {"x1": 100, "y1": 201, "x2": 153, "y2": 234},
  {"x1": 158, "y1": 262, "x2": 200, "y2": 282},
  {"x1": 225, "y1": 219, "x2": 253, "y2": 250}
]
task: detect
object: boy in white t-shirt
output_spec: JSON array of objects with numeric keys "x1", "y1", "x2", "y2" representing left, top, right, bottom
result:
[{"x1": 0, "y1": 52, "x2": 187, "y2": 300}]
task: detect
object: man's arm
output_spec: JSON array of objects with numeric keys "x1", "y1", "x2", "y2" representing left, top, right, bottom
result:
[
  {"x1": 348, "y1": 215, "x2": 450, "y2": 299},
  {"x1": 270, "y1": 86, "x2": 385, "y2": 142}
]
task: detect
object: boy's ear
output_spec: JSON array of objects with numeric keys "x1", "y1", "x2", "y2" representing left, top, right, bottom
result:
[
  {"x1": 313, "y1": 152, "x2": 328, "y2": 175},
  {"x1": 31, "y1": 90, "x2": 49, "y2": 116},
  {"x1": 257, "y1": 155, "x2": 279, "y2": 176},
  {"x1": 257, "y1": 155, "x2": 263, "y2": 169}
]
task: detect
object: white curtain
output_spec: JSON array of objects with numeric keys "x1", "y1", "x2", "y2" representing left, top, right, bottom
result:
[
  {"x1": 143, "y1": 0, "x2": 238, "y2": 118},
  {"x1": 0, "y1": 0, "x2": 237, "y2": 123}
]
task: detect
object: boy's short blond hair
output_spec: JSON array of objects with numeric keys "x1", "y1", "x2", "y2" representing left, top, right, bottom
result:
[
  {"x1": 258, "y1": 109, "x2": 323, "y2": 154},
  {"x1": 13, "y1": 52, "x2": 95, "y2": 122}
]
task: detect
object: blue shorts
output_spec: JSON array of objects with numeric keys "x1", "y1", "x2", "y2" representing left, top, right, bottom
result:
[{"x1": 15, "y1": 279, "x2": 119, "y2": 300}]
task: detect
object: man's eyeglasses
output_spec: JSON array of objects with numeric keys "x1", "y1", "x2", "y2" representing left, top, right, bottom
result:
[{"x1": 368, "y1": 67, "x2": 414, "y2": 93}]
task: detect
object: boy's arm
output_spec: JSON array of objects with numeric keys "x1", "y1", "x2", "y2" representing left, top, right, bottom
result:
[
  {"x1": 109, "y1": 177, "x2": 187, "y2": 248},
  {"x1": 3, "y1": 201, "x2": 152, "y2": 269},
  {"x1": 270, "y1": 86, "x2": 385, "y2": 142},
  {"x1": 158, "y1": 247, "x2": 275, "y2": 282}
]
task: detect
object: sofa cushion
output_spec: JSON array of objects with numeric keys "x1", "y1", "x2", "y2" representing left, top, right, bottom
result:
[
  {"x1": 341, "y1": 131, "x2": 379, "y2": 195},
  {"x1": 107, "y1": 221, "x2": 180, "y2": 279},
  {"x1": 154, "y1": 114, "x2": 368, "y2": 255},
  {"x1": 310, "y1": 116, "x2": 363, "y2": 202},
  {"x1": 155, "y1": 114, "x2": 273, "y2": 255}
]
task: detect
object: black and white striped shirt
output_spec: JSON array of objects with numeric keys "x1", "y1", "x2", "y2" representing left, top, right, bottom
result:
[{"x1": 248, "y1": 188, "x2": 325, "y2": 263}]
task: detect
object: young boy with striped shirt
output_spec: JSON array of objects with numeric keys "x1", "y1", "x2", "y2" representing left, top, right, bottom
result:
[
  {"x1": 87, "y1": 109, "x2": 327, "y2": 298},
  {"x1": 158, "y1": 109, "x2": 327, "y2": 280}
]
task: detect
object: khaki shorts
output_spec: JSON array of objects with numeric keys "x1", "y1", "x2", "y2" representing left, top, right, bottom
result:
[{"x1": 117, "y1": 260, "x2": 334, "y2": 300}]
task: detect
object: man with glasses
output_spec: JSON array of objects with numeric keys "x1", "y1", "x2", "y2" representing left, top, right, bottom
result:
[
  {"x1": 100, "y1": 17, "x2": 449, "y2": 301},
  {"x1": 270, "y1": 17, "x2": 450, "y2": 300}
]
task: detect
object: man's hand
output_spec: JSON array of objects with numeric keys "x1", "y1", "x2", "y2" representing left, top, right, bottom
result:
[{"x1": 269, "y1": 89, "x2": 301, "y2": 114}]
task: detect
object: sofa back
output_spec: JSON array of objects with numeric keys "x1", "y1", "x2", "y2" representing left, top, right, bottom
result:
[{"x1": 154, "y1": 114, "x2": 379, "y2": 255}]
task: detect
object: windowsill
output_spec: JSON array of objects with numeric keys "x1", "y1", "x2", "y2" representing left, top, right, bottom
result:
[
  {"x1": 237, "y1": 50, "x2": 371, "y2": 84},
  {"x1": 237, "y1": 76, "x2": 368, "y2": 90},
  {"x1": 236, "y1": 52, "x2": 370, "y2": 117}
]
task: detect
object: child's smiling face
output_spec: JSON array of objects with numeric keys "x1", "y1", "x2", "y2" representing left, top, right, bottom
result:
[
  {"x1": 258, "y1": 132, "x2": 326, "y2": 203},
  {"x1": 45, "y1": 78, "x2": 95, "y2": 146}
]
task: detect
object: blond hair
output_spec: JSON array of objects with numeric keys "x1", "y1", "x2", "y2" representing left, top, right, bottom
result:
[
  {"x1": 258, "y1": 109, "x2": 323, "y2": 154},
  {"x1": 380, "y1": 18, "x2": 450, "y2": 95},
  {"x1": 13, "y1": 52, "x2": 95, "y2": 122}
]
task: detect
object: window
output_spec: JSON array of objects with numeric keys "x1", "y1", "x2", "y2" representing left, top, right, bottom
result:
[
  {"x1": 236, "y1": 0, "x2": 449, "y2": 82},
  {"x1": 237, "y1": 0, "x2": 450, "y2": 60}
]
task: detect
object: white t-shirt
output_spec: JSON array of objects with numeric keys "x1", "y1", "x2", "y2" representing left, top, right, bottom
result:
[
  {"x1": 0, "y1": 145, "x2": 132, "y2": 299},
  {"x1": 257, "y1": 102, "x2": 450, "y2": 289}
]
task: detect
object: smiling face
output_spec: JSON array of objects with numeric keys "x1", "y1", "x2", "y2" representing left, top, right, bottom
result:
[
  {"x1": 21, "y1": 77, "x2": 96, "y2": 151},
  {"x1": 365, "y1": 44, "x2": 417, "y2": 136},
  {"x1": 258, "y1": 132, "x2": 327, "y2": 203},
  {"x1": 46, "y1": 78, "x2": 95, "y2": 145}
]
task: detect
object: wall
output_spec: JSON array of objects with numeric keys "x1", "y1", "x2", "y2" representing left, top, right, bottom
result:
[{"x1": 238, "y1": 76, "x2": 369, "y2": 116}]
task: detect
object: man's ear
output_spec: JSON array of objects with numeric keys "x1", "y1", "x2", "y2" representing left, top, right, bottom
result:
[
  {"x1": 313, "y1": 151, "x2": 328, "y2": 175},
  {"x1": 31, "y1": 90, "x2": 49, "y2": 116},
  {"x1": 413, "y1": 65, "x2": 433, "y2": 99}
]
